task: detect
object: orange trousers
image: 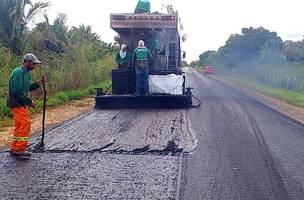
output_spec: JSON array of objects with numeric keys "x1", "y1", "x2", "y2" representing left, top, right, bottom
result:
[{"x1": 10, "y1": 107, "x2": 31, "y2": 152}]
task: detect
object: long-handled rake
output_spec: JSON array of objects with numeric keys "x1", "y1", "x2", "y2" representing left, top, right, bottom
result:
[{"x1": 40, "y1": 76, "x2": 46, "y2": 148}]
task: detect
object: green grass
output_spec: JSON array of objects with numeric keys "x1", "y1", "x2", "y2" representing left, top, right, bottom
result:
[
  {"x1": 218, "y1": 75, "x2": 304, "y2": 107},
  {"x1": 0, "y1": 117, "x2": 13, "y2": 129},
  {"x1": 0, "y1": 80, "x2": 111, "y2": 127},
  {"x1": 0, "y1": 98, "x2": 11, "y2": 119},
  {"x1": 35, "y1": 80, "x2": 111, "y2": 110},
  {"x1": 0, "y1": 98, "x2": 13, "y2": 128}
]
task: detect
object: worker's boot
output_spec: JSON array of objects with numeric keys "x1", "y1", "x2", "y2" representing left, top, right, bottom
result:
[{"x1": 9, "y1": 150, "x2": 31, "y2": 157}]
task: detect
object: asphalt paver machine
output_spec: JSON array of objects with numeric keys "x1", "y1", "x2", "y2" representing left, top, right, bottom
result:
[{"x1": 95, "y1": 11, "x2": 194, "y2": 109}]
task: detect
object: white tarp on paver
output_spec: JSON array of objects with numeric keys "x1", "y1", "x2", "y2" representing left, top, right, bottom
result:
[{"x1": 149, "y1": 74, "x2": 183, "y2": 95}]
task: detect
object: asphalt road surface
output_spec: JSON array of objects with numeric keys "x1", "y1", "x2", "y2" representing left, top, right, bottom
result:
[
  {"x1": 180, "y1": 69, "x2": 304, "y2": 200},
  {"x1": 1, "y1": 68, "x2": 304, "y2": 199}
]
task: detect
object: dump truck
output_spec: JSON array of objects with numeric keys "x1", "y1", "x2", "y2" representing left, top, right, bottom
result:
[{"x1": 95, "y1": 10, "x2": 194, "y2": 109}]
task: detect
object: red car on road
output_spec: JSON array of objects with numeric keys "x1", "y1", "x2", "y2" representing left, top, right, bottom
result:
[{"x1": 203, "y1": 66, "x2": 215, "y2": 75}]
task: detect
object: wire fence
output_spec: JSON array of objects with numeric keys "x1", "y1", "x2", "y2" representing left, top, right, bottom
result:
[
  {"x1": 220, "y1": 68, "x2": 304, "y2": 93},
  {"x1": 255, "y1": 72, "x2": 304, "y2": 92}
]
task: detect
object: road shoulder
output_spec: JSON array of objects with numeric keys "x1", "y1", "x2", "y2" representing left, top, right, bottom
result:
[{"x1": 213, "y1": 76, "x2": 304, "y2": 125}]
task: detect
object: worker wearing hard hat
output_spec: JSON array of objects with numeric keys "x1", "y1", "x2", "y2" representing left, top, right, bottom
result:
[
  {"x1": 134, "y1": 0, "x2": 150, "y2": 14},
  {"x1": 7, "y1": 53, "x2": 45, "y2": 157},
  {"x1": 115, "y1": 44, "x2": 132, "y2": 69},
  {"x1": 132, "y1": 40, "x2": 152, "y2": 96}
]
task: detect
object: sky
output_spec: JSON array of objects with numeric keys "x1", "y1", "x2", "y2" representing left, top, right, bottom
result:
[{"x1": 32, "y1": 0, "x2": 304, "y2": 62}]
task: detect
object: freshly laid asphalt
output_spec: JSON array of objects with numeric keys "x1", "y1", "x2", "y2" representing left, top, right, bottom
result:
[
  {"x1": 0, "y1": 152, "x2": 180, "y2": 199},
  {"x1": 0, "y1": 102, "x2": 194, "y2": 199},
  {"x1": 180, "y1": 69, "x2": 304, "y2": 200},
  {"x1": 1, "y1": 68, "x2": 304, "y2": 199}
]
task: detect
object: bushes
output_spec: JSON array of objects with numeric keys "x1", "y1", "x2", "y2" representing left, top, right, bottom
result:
[
  {"x1": 0, "y1": 31, "x2": 116, "y2": 98},
  {"x1": 0, "y1": 48, "x2": 22, "y2": 98},
  {"x1": 46, "y1": 92, "x2": 69, "y2": 106},
  {"x1": 0, "y1": 40, "x2": 115, "y2": 122},
  {"x1": 0, "y1": 98, "x2": 13, "y2": 128},
  {"x1": 28, "y1": 47, "x2": 115, "y2": 95},
  {"x1": 0, "y1": 98, "x2": 11, "y2": 119},
  {"x1": 0, "y1": 10, "x2": 116, "y2": 127},
  {"x1": 41, "y1": 80, "x2": 111, "y2": 108}
]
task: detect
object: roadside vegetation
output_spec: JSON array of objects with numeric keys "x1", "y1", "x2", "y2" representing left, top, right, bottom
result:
[
  {"x1": 0, "y1": 0, "x2": 116, "y2": 126},
  {"x1": 218, "y1": 75, "x2": 304, "y2": 107},
  {"x1": 192, "y1": 27, "x2": 304, "y2": 104}
]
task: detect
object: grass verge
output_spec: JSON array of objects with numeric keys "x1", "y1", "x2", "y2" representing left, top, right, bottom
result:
[{"x1": 218, "y1": 75, "x2": 304, "y2": 107}]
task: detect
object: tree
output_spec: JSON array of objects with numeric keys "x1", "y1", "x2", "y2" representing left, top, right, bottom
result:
[
  {"x1": 190, "y1": 60, "x2": 202, "y2": 68},
  {"x1": 199, "y1": 51, "x2": 217, "y2": 66},
  {"x1": 52, "y1": 13, "x2": 68, "y2": 47},
  {"x1": 0, "y1": 0, "x2": 49, "y2": 54},
  {"x1": 282, "y1": 41, "x2": 304, "y2": 62},
  {"x1": 30, "y1": 13, "x2": 67, "y2": 53},
  {"x1": 217, "y1": 27, "x2": 282, "y2": 68},
  {"x1": 68, "y1": 24, "x2": 100, "y2": 45}
]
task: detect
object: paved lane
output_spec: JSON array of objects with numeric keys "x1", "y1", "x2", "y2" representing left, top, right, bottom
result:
[{"x1": 180, "y1": 69, "x2": 304, "y2": 200}]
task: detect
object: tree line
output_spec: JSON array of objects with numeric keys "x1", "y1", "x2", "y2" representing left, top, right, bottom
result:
[
  {"x1": 0, "y1": 0, "x2": 116, "y2": 98},
  {"x1": 192, "y1": 26, "x2": 304, "y2": 92}
]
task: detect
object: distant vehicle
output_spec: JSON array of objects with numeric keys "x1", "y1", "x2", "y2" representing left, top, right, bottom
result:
[{"x1": 203, "y1": 66, "x2": 215, "y2": 75}]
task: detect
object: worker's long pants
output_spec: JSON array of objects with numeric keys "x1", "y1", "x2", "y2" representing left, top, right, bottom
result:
[
  {"x1": 135, "y1": 67, "x2": 149, "y2": 95},
  {"x1": 10, "y1": 107, "x2": 31, "y2": 152}
]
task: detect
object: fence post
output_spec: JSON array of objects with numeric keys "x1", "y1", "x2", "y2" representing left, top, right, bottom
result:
[
  {"x1": 286, "y1": 75, "x2": 290, "y2": 91},
  {"x1": 276, "y1": 74, "x2": 280, "y2": 87},
  {"x1": 293, "y1": 77, "x2": 297, "y2": 91}
]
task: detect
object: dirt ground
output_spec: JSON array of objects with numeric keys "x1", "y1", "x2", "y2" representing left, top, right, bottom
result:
[{"x1": 0, "y1": 97, "x2": 95, "y2": 148}]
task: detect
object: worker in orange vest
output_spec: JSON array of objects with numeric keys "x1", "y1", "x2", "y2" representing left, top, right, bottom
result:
[{"x1": 7, "y1": 53, "x2": 45, "y2": 157}]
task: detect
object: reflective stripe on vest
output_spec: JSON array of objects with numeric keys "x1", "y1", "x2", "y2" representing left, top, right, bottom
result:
[{"x1": 13, "y1": 137, "x2": 30, "y2": 141}]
